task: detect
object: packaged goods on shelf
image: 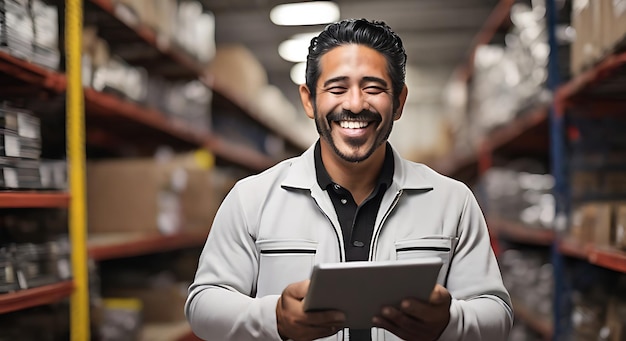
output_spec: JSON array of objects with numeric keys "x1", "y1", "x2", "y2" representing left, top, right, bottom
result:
[
  {"x1": 570, "y1": 0, "x2": 626, "y2": 75},
  {"x1": 98, "y1": 298, "x2": 142, "y2": 341},
  {"x1": 31, "y1": 0, "x2": 60, "y2": 70},
  {"x1": 175, "y1": 1, "x2": 215, "y2": 64},
  {"x1": 0, "y1": 106, "x2": 40, "y2": 140},
  {"x1": 570, "y1": 202, "x2": 614, "y2": 246},
  {"x1": 145, "y1": 78, "x2": 212, "y2": 134},
  {"x1": 0, "y1": 158, "x2": 41, "y2": 189},
  {"x1": 207, "y1": 45, "x2": 269, "y2": 106},
  {"x1": 499, "y1": 249, "x2": 553, "y2": 321},
  {"x1": 0, "y1": 247, "x2": 17, "y2": 292},
  {"x1": 254, "y1": 84, "x2": 317, "y2": 151},
  {"x1": 604, "y1": 292, "x2": 626, "y2": 341},
  {"x1": 480, "y1": 162, "x2": 555, "y2": 229},
  {"x1": 0, "y1": 0, "x2": 34, "y2": 60},
  {"x1": 467, "y1": 2, "x2": 551, "y2": 145},
  {"x1": 0, "y1": 239, "x2": 71, "y2": 291},
  {"x1": 0, "y1": 131, "x2": 40, "y2": 159},
  {"x1": 92, "y1": 56, "x2": 148, "y2": 103},
  {"x1": 568, "y1": 273, "x2": 626, "y2": 341},
  {"x1": 39, "y1": 159, "x2": 67, "y2": 190},
  {"x1": 212, "y1": 109, "x2": 285, "y2": 158}
]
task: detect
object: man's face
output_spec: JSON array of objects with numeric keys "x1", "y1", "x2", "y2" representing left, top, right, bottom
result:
[{"x1": 303, "y1": 44, "x2": 402, "y2": 163}]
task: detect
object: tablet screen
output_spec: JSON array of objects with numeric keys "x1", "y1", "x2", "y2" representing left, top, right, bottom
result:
[{"x1": 303, "y1": 257, "x2": 443, "y2": 329}]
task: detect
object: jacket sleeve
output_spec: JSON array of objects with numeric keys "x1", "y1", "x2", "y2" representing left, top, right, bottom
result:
[
  {"x1": 437, "y1": 185, "x2": 514, "y2": 340},
  {"x1": 184, "y1": 184, "x2": 283, "y2": 341}
]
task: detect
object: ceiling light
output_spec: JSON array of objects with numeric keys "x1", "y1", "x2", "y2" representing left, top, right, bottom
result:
[
  {"x1": 290, "y1": 62, "x2": 307, "y2": 85},
  {"x1": 270, "y1": 1, "x2": 340, "y2": 26},
  {"x1": 278, "y1": 32, "x2": 319, "y2": 62}
]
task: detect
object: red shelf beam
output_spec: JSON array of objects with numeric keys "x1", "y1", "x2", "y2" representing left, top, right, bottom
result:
[
  {"x1": 560, "y1": 239, "x2": 626, "y2": 274},
  {"x1": 556, "y1": 52, "x2": 626, "y2": 103},
  {"x1": 204, "y1": 135, "x2": 278, "y2": 172},
  {"x1": 88, "y1": 231, "x2": 209, "y2": 261},
  {"x1": 87, "y1": 0, "x2": 206, "y2": 77},
  {"x1": 488, "y1": 217, "x2": 555, "y2": 246},
  {"x1": 84, "y1": 88, "x2": 207, "y2": 146},
  {"x1": 558, "y1": 238, "x2": 592, "y2": 260},
  {"x1": 589, "y1": 248, "x2": 626, "y2": 274},
  {"x1": 0, "y1": 192, "x2": 70, "y2": 208},
  {"x1": 0, "y1": 51, "x2": 66, "y2": 92},
  {"x1": 0, "y1": 281, "x2": 75, "y2": 314}
]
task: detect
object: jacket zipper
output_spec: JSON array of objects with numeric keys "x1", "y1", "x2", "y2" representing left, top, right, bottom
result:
[{"x1": 369, "y1": 189, "x2": 403, "y2": 260}]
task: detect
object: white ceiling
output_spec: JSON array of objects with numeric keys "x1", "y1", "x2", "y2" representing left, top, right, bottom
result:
[{"x1": 200, "y1": 0, "x2": 500, "y2": 108}]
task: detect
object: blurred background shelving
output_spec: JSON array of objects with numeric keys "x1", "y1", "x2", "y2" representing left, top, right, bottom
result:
[{"x1": 2, "y1": 0, "x2": 626, "y2": 340}]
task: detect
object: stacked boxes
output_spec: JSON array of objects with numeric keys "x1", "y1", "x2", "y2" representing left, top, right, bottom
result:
[
  {"x1": 0, "y1": 0, "x2": 60, "y2": 69},
  {"x1": 0, "y1": 105, "x2": 42, "y2": 189},
  {"x1": 0, "y1": 0, "x2": 33, "y2": 60},
  {"x1": 571, "y1": 0, "x2": 626, "y2": 75},
  {"x1": 86, "y1": 151, "x2": 236, "y2": 235}
]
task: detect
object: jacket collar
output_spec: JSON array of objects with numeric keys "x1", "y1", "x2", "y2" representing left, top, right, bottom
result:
[{"x1": 281, "y1": 141, "x2": 433, "y2": 191}]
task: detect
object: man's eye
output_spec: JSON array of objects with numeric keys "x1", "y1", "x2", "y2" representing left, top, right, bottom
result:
[
  {"x1": 364, "y1": 87, "x2": 386, "y2": 94},
  {"x1": 327, "y1": 87, "x2": 347, "y2": 94}
]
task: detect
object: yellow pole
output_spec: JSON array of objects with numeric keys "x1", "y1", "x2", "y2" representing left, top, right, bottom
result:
[{"x1": 65, "y1": 0, "x2": 90, "y2": 340}]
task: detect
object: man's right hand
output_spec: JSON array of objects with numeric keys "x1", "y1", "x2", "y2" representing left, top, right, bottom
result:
[{"x1": 276, "y1": 279, "x2": 346, "y2": 341}]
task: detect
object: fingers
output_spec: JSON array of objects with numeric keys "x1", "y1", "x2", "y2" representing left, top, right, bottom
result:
[
  {"x1": 428, "y1": 285, "x2": 451, "y2": 305},
  {"x1": 277, "y1": 280, "x2": 346, "y2": 341},
  {"x1": 283, "y1": 279, "x2": 310, "y2": 300}
]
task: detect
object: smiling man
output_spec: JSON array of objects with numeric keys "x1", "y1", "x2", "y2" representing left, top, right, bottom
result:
[{"x1": 186, "y1": 19, "x2": 513, "y2": 341}]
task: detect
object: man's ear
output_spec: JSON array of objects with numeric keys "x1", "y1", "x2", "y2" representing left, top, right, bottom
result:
[
  {"x1": 299, "y1": 84, "x2": 315, "y2": 119},
  {"x1": 394, "y1": 85, "x2": 408, "y2": 120}
]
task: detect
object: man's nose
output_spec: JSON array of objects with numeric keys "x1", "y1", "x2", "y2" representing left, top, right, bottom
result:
[{"x1": 342, "y1": 90, "x2": 368, "y2": 113}]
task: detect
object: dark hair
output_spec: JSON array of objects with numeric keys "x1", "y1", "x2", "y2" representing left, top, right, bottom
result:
[{"x1": 305, "y1": 18, "x2": 407, "y2": 109}]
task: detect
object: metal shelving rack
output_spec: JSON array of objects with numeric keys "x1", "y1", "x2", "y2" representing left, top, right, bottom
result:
[
  {"x1": 448, "y1": 1, "x2": 626, "y2": 340},
  {"x1": 0, "y1": 0, "x2": 304, "y2": 339}
]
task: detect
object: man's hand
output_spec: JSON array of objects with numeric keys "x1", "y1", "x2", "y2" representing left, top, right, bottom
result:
[
  {"x1": 276, "y1": 279, "x2": 346, "y2": 341},
  {"x1": 372, "y1": 284, "x2": 451, "y2": 341}
]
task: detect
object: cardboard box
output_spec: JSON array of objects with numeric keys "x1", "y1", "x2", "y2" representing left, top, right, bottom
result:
[
  {"x1": 614, "y1": 203, "x2": 626, "y2": 250},
  {"x1": 87, "y1": 158, "x2": 177, "y2": 235},
  {"x1": 615, "y1": 0, "x2": 626, "y2": 47},
  {"x1": 571, "y1": 0, "x2": 591, "y2": 75},
  {"x1": 105, "y1": 283, "x2": 187, "y2": 323},
  {"x1": 86, "y1": 152, "x2": 219, "y2": 235},
  {"x1": 570, "y1": 202, "x2": 613, "y2": 245},
  {"x1": 605, "y1": 297, "x2": 626, "y2": 341}
]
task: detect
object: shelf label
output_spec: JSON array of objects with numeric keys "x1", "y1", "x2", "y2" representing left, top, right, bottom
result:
[{"x1": 4, "y1": 135, "x2": 19, "y2": 157}]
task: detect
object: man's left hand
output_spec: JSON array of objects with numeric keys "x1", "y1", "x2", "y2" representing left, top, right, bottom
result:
[{"x1": 372, "y1": 284, "x2": 451, "y2": 341}]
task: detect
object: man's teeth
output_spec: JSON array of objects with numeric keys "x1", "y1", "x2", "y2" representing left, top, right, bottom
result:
[{"x1": 339, "y1": 121, "x2": 369, "y2": 129}]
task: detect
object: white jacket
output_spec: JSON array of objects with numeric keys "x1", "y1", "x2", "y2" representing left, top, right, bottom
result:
[{"x1": 186, "y1": 143, "x2": 513, "y2": 340}]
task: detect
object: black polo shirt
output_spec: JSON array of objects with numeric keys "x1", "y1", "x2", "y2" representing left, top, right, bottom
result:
[{"x1": 314, "y1": 141, "x2": 394, "y2": 341}]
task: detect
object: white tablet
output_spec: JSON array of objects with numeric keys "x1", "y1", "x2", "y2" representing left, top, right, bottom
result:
[{"x1": 303, "y1": 257, "x2": 443, "y2": 329}]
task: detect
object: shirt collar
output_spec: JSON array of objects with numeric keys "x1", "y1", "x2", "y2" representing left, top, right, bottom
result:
[{"x1": 314, "y1": 140, "x2": 394, "y2": 191}]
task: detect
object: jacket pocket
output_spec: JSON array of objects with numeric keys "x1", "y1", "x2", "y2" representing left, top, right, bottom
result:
[
  {"x1": 394, "y1": 236, "x2": 457, "y2": 285},
  {"x1": 256, "y1": 239, "x2": 317, "y2": 297}
]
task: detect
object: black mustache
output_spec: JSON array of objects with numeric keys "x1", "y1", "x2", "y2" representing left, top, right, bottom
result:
[{"x1": 326, "y1": 110, "x2": 382, "y2": 122}]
